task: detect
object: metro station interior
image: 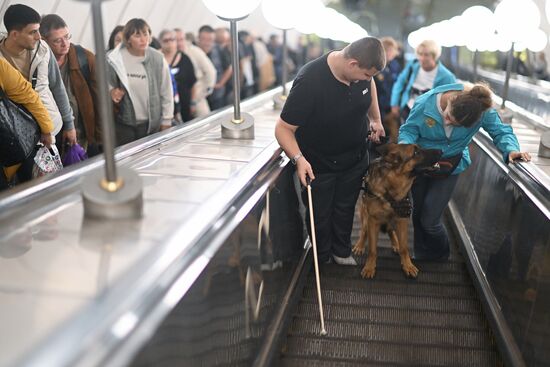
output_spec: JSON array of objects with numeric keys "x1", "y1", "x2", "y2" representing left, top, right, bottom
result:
[{"x1": 0, "y1": 0, "x2": 549, "y2": 366}]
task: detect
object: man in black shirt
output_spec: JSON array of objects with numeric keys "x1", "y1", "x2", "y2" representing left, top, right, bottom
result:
[{"x1": 275, "y1": 37, "x2": 386, "y2": 265}]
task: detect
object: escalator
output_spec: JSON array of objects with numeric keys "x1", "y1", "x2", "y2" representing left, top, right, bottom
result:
[
  {"x1": 6, "y1": 87, "x2": 546, "y2": 367},
  {"x1": 278, "y1": 217, "x2": 503, "y2": 366}
]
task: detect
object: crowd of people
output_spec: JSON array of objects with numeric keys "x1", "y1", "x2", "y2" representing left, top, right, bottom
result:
[{"x1": 0, "y1": 3, "x2": 309, "y2": 190}]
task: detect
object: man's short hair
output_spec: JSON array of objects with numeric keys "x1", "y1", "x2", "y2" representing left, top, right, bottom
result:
[
  {"x1": 198, "y1": 25, "x2": 215, "y2": 34},
  {"x1": 4, "y1": 4, "x2": 41, "y2": 33},
  {"x1": 416, "y1": 39, "x2": 441, "y2": 60},
  {"x1": 122, "y1": 18, "x2": 151, "y2": 43},
  {"x1": 343, "y1": 36, "x2": 386, "y2": 71},
  {"x1": 39, "y1": 14, "x2": 67, "y2": 39}
]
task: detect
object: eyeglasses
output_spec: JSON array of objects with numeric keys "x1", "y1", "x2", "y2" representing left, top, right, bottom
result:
[
  {"x1": 51, "y1": 33, "x2": 72, "y2": 45},
  {"x1": 162, "y1": 38, "x2": 176, "y2": 43}
]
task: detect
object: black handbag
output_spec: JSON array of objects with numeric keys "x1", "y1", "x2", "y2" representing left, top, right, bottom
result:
[
  {"x1": 424, "y1": 153, "x2": 462, "y2": 178},
  {"x1": 0, "y1": 86, "x2": 41, "y2": 166}
]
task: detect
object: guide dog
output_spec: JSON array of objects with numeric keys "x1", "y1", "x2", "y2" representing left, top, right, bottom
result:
[{"x1": 352, "y1": 143, "x2": 442, "y2": 278}]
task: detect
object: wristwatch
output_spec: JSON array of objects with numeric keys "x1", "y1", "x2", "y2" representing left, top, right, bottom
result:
[{"x1": 291, "y1": 152, "x2": 303, "y2": 165}]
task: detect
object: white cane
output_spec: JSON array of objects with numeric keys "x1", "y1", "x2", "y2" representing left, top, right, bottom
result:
[{"x1": 306, "y1": 175, "x2": 327, "y2": 336}]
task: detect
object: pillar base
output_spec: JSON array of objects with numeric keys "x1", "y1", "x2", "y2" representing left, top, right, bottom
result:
[
  {"x1": 82, "y1": 167, "x2": 143, "y2": 219},
  {"x1": 221, "y1": 112, "x2": 254, "y2": 139},
  {"x1": 538, "y1": 131, "x2": 550, "y2": 158}
]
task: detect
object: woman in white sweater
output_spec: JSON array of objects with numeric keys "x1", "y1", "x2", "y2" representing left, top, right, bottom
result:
[{"x1": 107, "y1": 18, "x2": 174, "y2": 146}]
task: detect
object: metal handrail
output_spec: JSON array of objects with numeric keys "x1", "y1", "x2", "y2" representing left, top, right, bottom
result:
[
  {"x1": 15, "y1": 140, "x2": 286, "y2": 367},
  {"x1": 474, "y1": 132, "x2": 550, "y2": 219},
  {"x1": 0, "y1": 86, "x2": 284, "y2": 216}
]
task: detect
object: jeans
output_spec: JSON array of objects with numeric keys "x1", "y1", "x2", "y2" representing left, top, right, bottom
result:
[
  {"x1": 411, "y1": 173, "x2": 459, "y2": 260},
  {"x1": 301, "y1": 154, "x2": 369, "y2": 263}
]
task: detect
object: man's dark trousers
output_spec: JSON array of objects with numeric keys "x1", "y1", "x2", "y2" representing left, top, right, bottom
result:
[{"x1": 301, "y1": 154, "x2": 369, "y2": 263}]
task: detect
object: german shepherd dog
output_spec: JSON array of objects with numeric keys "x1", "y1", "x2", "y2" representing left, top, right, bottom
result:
[{"x1": 352, "y1": 143, "x2": 442, "y2": 278}]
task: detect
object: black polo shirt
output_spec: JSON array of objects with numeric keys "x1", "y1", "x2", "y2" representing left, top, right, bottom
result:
[{"x1": 281, "y1": 53, "x2": 372, "y2": 173}]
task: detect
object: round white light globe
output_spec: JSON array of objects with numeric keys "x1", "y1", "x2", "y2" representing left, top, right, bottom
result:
[
  {"x1": 494, "y1": 0, "x2": 540, "y2": 42},
  {"x1": 202, "y1": 0, "x2": 261, "y2": 20},
  {"x1": 261, "y1": 0, "x2": 297, "y2": 29},
  {"x1": 462, "y1": 6, "x2": 495, "y2": 42},
  {"x1": 407, "y1": 30, "x2": 425, "y2": 49},
  {"x1": 526, "y1": 29, "x2": 548, "y2": 52}
]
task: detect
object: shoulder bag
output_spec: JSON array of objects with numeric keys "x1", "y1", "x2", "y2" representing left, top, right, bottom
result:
[{"x1": 0, "y1": 87, "x2": 41, "y2": 166}]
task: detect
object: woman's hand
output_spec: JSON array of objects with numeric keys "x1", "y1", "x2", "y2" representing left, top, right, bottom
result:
[
  {"x1": 509, "y1": 151, "x2": 531, "y2": 162},
  {"x1": 111, "y1": 88, "x2": 125, "y2": 103}
]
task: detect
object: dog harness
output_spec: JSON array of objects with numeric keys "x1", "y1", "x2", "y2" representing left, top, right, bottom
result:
[{"x1": 362, "y1": 182, "x2": 413, "y2": 218}]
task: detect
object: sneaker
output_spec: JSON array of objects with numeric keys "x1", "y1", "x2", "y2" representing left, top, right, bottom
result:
[{"x1": 332, "y1": 254, "x2": 357, "y2": 266}]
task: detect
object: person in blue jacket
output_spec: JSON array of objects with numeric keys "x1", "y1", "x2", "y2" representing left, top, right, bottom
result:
[
  {"x1": 398, "y1": 82, "x2": 531, "y2": 261},
  {"x1": 391, "y1": 40, "x2": 455, "y2": 122}
]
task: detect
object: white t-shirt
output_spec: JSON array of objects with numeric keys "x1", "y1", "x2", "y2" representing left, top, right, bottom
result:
[
  {"x1": 121, "y1": 48, "x2": 149, "y2": 123},
  {"x1": 436, "y1": 93, "x2": 453, "y2": 138},
  {"x1": 407, "y1": 65, "x2": 439, "y2": 108}
]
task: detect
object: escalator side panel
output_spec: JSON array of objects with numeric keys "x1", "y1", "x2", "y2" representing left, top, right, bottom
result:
[
  {"x1": 129, "y1": 167, "x2": 305, "y2": 366},
  {"x1": 452, "y1": 143, "x2": 550, "y2": 367}
]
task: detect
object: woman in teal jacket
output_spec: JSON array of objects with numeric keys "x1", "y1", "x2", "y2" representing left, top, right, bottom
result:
[
  {"x1": 398, "y1": 82, "x2": 531, "y2": 261},
  {"x1": 391, "y1": 40, "x2": 456, "y2": 122}
]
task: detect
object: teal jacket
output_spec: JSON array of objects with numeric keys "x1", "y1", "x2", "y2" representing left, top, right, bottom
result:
[
  {"x1": 390, "y1": 60, "x2": 456, "y2": 109},
  {"x1": 398, "y1": 83, "x2": 520, "y2": 174}
]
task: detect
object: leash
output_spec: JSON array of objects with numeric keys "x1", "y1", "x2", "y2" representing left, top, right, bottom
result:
[{"x1": 306, "y1": 175, "x2": 327, "y2": 336}]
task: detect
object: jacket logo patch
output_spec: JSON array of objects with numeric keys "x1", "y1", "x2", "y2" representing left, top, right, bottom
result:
[
  {"x1": 362, "y1": 87, "x2": 368, "y2": 95},
  {"x1": 425, "y1": 118, "x2": 436, "y2": 127}
]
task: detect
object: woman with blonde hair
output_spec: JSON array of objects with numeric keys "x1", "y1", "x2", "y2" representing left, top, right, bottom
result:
[
  {"x1": 399, "y1": 82, "x2": 530, "y2": 261},
  {"x1": 107, "y1": 18, "x2": 173, "y2": 146},
  {"x1": 391, "y1": 39, "x2": 455, "y2": 122}
]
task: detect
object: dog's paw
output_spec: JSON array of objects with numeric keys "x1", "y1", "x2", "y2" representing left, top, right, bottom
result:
[
  {"x1": 402, "y1": 262, "x2": 419, "y2": 278},
  {"x1": 391, "y1": 245, "x2": 399, "y2": 254},
  {"x1": 352, "y1": 243, "x2": 365, "y2": 255},
  {"x1": 361, "y1": 263, "x2": 376, "y2": 278}
]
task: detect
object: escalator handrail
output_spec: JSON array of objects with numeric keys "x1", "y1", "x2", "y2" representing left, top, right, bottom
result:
[
  {"x1": 0, "y1": 86, "x2": 284, "y2": 216},
  {"x1": 15, "y1": 141, "x2": 288, "y2": 367},
  {"x1": 474, "y1": 132, "x2": 550, "y2": 219}
]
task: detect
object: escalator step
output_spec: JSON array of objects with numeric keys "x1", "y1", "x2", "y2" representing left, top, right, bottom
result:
[
  {"x1": 301, "y1": 288, "x2": 483, "y2": 314},
  {"x1": 282, "y1": 336, "x2": 501, "y2": 366},
  {"x1": 305, "y1": 276, "x2": 477, "y2": 299},
  {"x1": 322, "y1": 257, "x2": 468, "y2": 276},
  {"x1": 295, "y1": 302, "x2": 489, "y2": 330},
  {"x1": 316, "y1": 264, "x2": 472, "y2": 286},
  {"x1": 287, "y1": 318, "x2": 496, "y2": 349},
  {"x1": 280, "y1": 356, "x2": 407, "y2": 367}
]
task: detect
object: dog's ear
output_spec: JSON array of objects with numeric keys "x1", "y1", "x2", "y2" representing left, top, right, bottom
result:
[
  {"x1": 378, "y1": 144, "x2": 402, "y2": 167},
  {"x1": 376, "y1": 143, "x2": 394, "y2": 156}
]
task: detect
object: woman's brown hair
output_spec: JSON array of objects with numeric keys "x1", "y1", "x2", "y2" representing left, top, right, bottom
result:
[
  {"x1": 451, "y1": 83, "x2": 493, "y2": 127},
  {"x1": 122, "y1": 18, "x2": 151, "y2": 45}
]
